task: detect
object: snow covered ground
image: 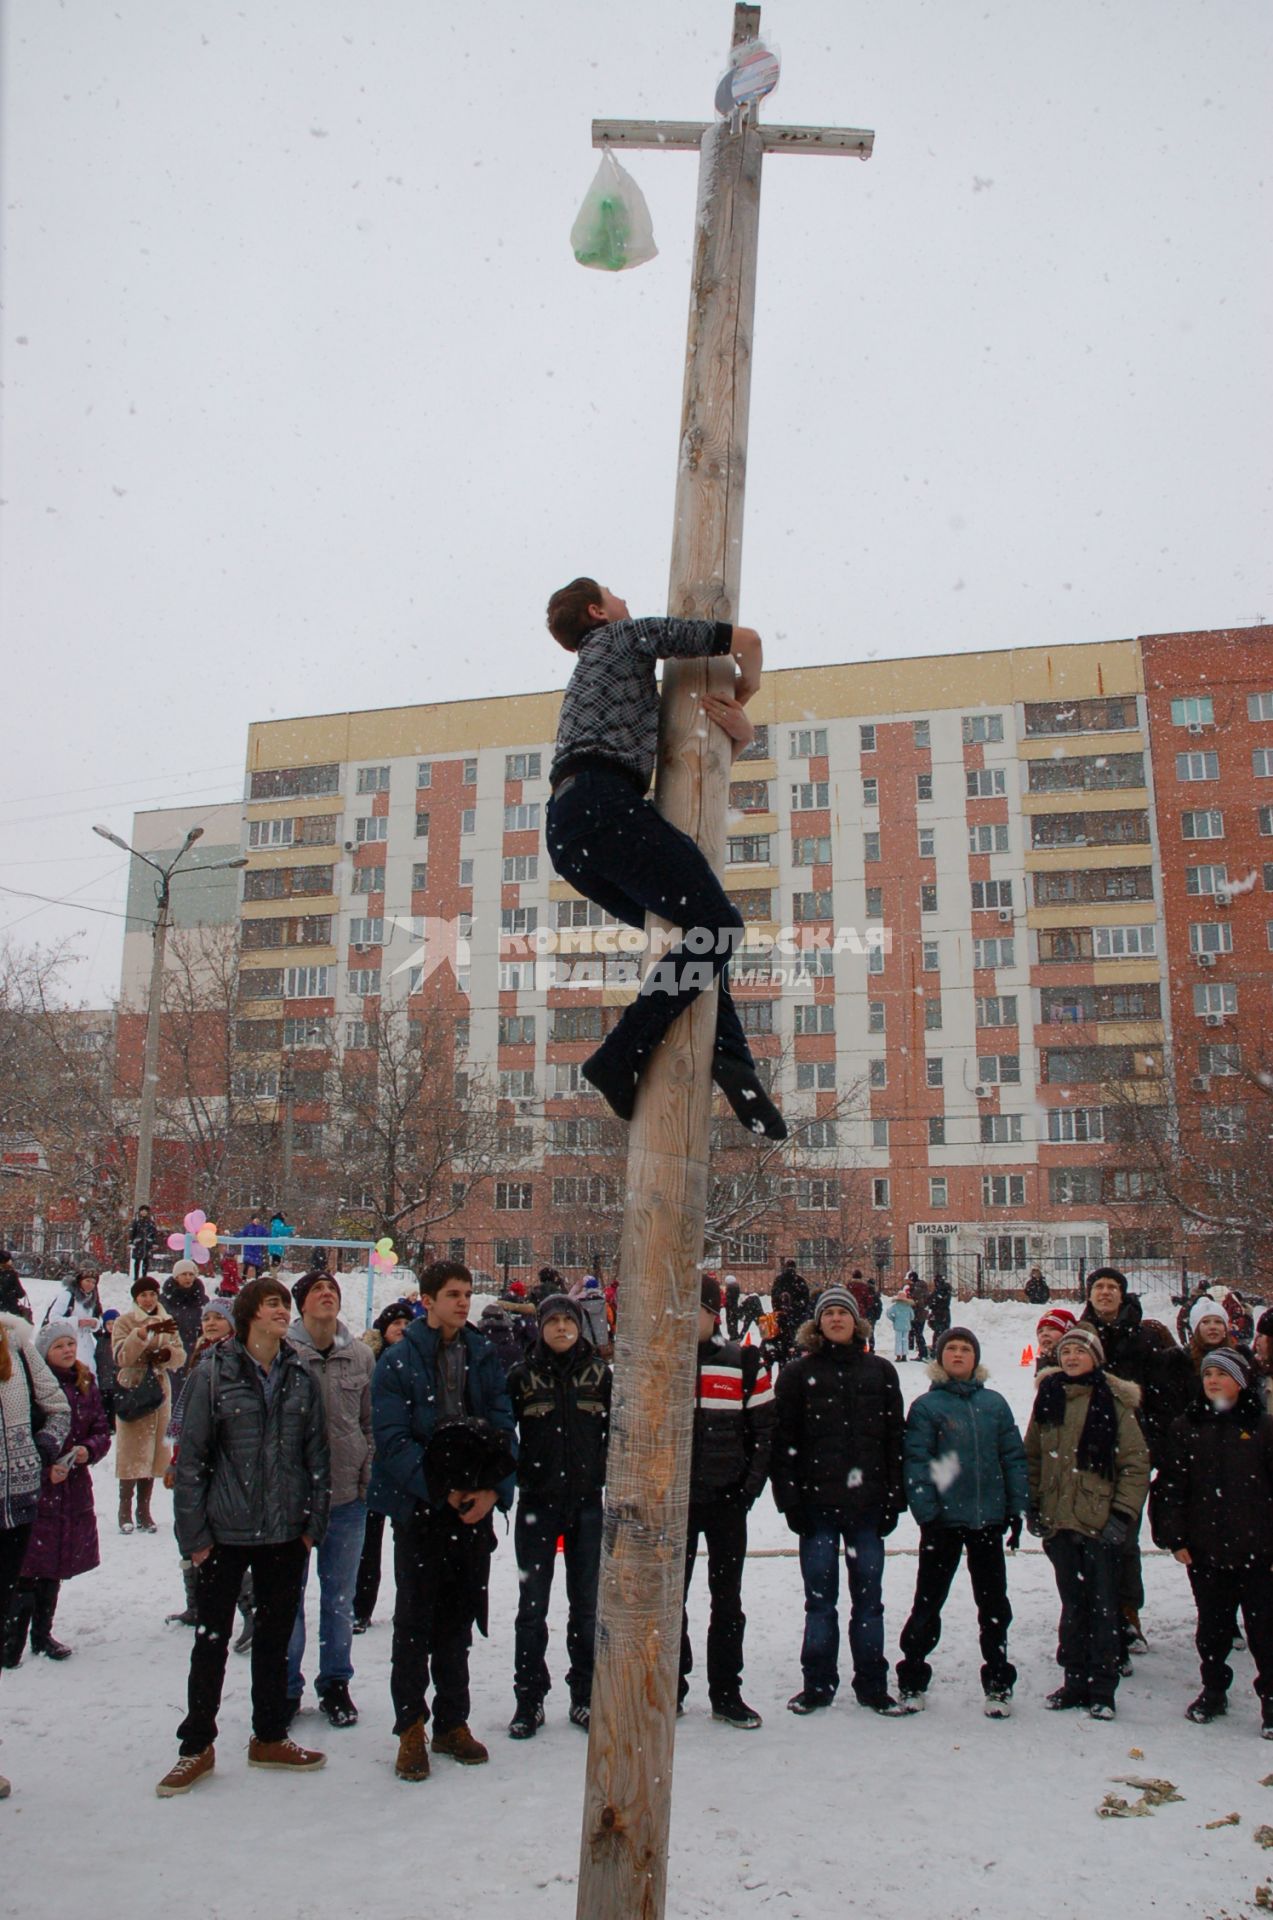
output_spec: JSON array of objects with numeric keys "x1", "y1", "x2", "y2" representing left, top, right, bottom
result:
[{"x1": 5, "y1": 1277, "x2": 1271, "y2": 1920}]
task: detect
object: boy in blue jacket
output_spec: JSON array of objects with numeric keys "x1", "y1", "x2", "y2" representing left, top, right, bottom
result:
[
  {"x1": 895, "y1": 1326, "x2": 1028, "y2": 1717},
  {"x1": 368, "y1": 1261, "x2": 517, "y2": 1782}
]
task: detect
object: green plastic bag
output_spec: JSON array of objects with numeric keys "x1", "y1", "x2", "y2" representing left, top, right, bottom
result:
[{"x1": 571, "y1": 149, "x2": 658, "y2": 272}]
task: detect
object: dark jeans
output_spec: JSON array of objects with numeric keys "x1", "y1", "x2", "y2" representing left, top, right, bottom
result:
[
  {"x1": 0, "y1": 1523, "x2": 32, "y2": 1627},
  {"x1": 545, "y1": 767, "x2": 750, "y2": 1071},
  {"x1": 354, "y1": 1507, "x2": 386, "y2": 1622},
  {"x1": 1188, "y1": 1560, "x2": 1273, "y2": 1705},
  {"x1": 1118, "y1": 1515, "x2": 1145, "y2": 1642},
  {"x1": 680, "y1": 1495, "x2": 749, "y2": 1704},
  {"x1": 177, "y1": 1538, "x2": 308, "y2": 1754},
  {"x1": 513, "y1": 1495, "x2": 603, "y2": 1708},
  {"x1": 389, "y1": 1505, "x2": 490, "y2": 1737},
  {"x1": 896, "y1": 1525, "x2": 1016, "y2": 1696},
  {"x1": 797, "y1": 1510, "x2": 888, "y2": 1701},
  {"x1": 1044, "y1": 1529, "x2": 1122, "y2": 1706}
]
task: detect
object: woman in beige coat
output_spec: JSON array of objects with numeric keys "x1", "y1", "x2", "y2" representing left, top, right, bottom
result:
[{"x1": 111, "y1": 1276, "x2": 186, "y2": 1534}]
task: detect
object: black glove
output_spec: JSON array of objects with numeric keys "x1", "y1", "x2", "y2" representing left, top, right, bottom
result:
[
  {"x1": 1025, "y1": 1506, "x2": 1048, "y2": 1539},
  {"x1": 1098, "y1": 1511, "x2": 1131, "y2": 1552},
  {"x1": 878, "y1": 1507, "x2": 902, "y2": 1539},
  {"x1": 1005, "y1": 1514, "x2": 1023, "y2": 1553}
]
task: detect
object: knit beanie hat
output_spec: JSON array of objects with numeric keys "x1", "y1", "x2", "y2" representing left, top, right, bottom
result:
[
  {"x1": 1056, "y1": 1323, "x2": 1105, "y2": 1367},
  {"x1": 293, "y1": 1269, "x2": 341, "y2": 1312},
  {"x1": 700, "y1": 1276, "x2": 723, "y2": 1318},
  {"x1": 130, "y1": 1275, "x2": 159, "y2": 1301},
  {"x1": 813, "y1": 1286, "x2": 865, "y2": 1330},
  {"x1": 1037, "y1": 1307, "x2": 1077, "y2": 1342},
  {"x1": 1190, "y1": 1296, "x2": 1230, "y2": 1335},
  {"x1": 1086, "y1": 1266, "x2": 1129, "y2": 1301},
  {"x1": 934, "y1": 1325, "x2": 981, "y2": 1368},
  {"x1": 35, "y1": 1322, "x2": 75, "y2": 1361},
  {"x1": 374, "y1": 1301, "x2": 416, "y2": 1338},
  {"x1": 201, "y1": 1300, "x2": 234, "y2": 1325},
  {"x1": 171, "y1": 1259, "x2": 198, "y2": 1279},
  {"x1": 1200, "y1": 1348, "x2": 1249, "y2": 1391},
  {"x1": 537, "y1": 1293, "x2": 583, "y2": 1332}
]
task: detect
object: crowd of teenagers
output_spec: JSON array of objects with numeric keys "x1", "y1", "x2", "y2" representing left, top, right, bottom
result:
[{"x1": 3, "y1": 1243, "x2": 1273, "y2": 1804}]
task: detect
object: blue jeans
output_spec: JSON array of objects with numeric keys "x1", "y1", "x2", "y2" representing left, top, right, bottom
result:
[
  {"x1": 797, "y1": 1511, "x2": 888, "y2": 1701},
  {"x1": 287, "y1": 1498, "x2": 367, "y2": 1697}
]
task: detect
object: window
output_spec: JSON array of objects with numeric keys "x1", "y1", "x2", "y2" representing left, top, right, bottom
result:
[
  {"x1": 790, "y1": 728, "x2": 828, "y2": 758},
  {"x1": 862, "y1": 777, "x2": 879, "y2": 808},
  {"x1": 922, "y1": 940, "x2": 940, "y2": 972},
  {"x1": 500, "y1": 906, "x2": 539, "y2": 936},
  {"x1": 1038, "y1": 929, "x2": 1094, "y2": 963},
  {"x1": 1024, "y1": 697, "x2": 1136, "y2": 735},
  {"x1": 972, "y1": 938, "x2": 1015, "y2": 969},
  {"x1": 249, "y1": 763, "x2": 340, "y2": 801},
  {"x1": 1093, "y1": 924, "x2": 1156, "y2": 958},
  {"x1": 240, "y1": 967, "x2": 283, "y2": 1000},
  {"x1": 504, "y1": 803, "x2": 540, "y2": 833},
  {"x1": 550, "y1": 1007, "x2": 606, "y2": 1043},
  {"x1": 926, "y1": 1058, "x2": 944, "y2": 1089},
  {"x1": 1248, "y1": 693, "x2": 1273, "y2": 721},
  {"x1": 859, "y1": 723, "x2": 876, "y2": 753},
  {"x1": 505, "y1": 752, "x2": 541, "y2": 782},
  {"x1": 347, "y1": 968, "x2": 380, "y2": 995},
  {"x1": 735, "y1": 723, "x2": 770, "y2": 762},
  {"x1": 344, "y1": 1019, "x2": 377, "y2": 1049},
  {"x1": 1202, "y1": 1106, "x2": 1245, "y2": 1143},
  {"x1": 867, "y1": 945, "x2": 885, "y2": 975},
  {"x1": 1193, "y1": 982, "x2": 1238, "y2": 1016},
  {"x1": 286, "y1": 965, "x2": 332, "y2": 998},
  {"x1": 498, "y1": 1015, "x2": 535, "y2": 1046},
  {"x1": 416, "y1": 762, "x2": 432, "y2": 789},
  {"x1": 978, "y1": 1054, "x2": 1021, "y2": 1085},
  {"x1": 248, "y1": 817, "x2": 294, "y2": 849},
  {"x1": 921, "y1": 883, "x2": 938, "y2": 913},
  {"x1": 1034, "y1": 867, "x2": 1153, "y2": 904},
  {"x1": 242, "y1": 919, "x2": 285, "y2": 950},
  {"x1": 556, "y1": 898, "x2": 612, "y2": 928},
  {"x1": 411, "y1": 862, "x2": 429, "y2": 891},
  {"x1": 494, "y1": 1182, "x2": 533, "y2": 1212},
  {"x1": 797, "y1": 1177, "x2": 839, "y2": 1211},
  {"x1": 929, "y1": 1176, "x2": 948, "y2": 1208},
  {"x1": 1177, "y1": 751, "x2": 1220, "y2": 782},
  {"x1": 962, "y1": 714, "x2": 1004, "y2": 745},
  {"x1": 969, "y1": 824, "x2": 1009, "y2": 855},
  {"x1": 862, "y1": 886, "x2": 883, "y2": 919},
  {"x1": 730, "y1": 778, "x2": 770, "y2": 811},
  {"x1": 1031, "y1": 810, "x2": 1149, "y2": 849},
  {"x1": 1178, "y1": 809, "x2": 1225, "y2": 844},
  {"x1": 297, "y1": 814, "x2": 337, "y2": 846},
  {"x1": 863, "y1": 831, "x2": 881, "y2": 863},
  {"x1": 796, "y1": 1060, "x2": 837, "y2": 1090},
  {"x1": 460, "y1": 809, "x2": 475, "y2": 835},
  {"x1": 1028, "y1": 752, "x2": 1145, "y2": 793},
  {"x1": 803, "y1": 1120, "x2": 839, "y2": 1148},
  {"x1": 458, "y1": 858, "x2": 474, "y2": 888},
  {"x1": 1048, "y1": 1108, "x2": 1104, "y2": 1143},
  {"x1": 976, "y1": 995, "x2": 1018, "y2": 1027},
  {"x1": 728, "y1": 834, "x2": 772, "y2": 865},
  {"x1": 1171, "y1": 696, "x2": 1214, "y2": 726},
  {"x1": 982, "y1": 1174, "x2": 1025, "y2": 1207},
  {"x1": 918, "y1": 827, "x2": 935, "y2": 859},
  {"x1": 244, "y1": 864, "x2": 335, "y2": 901},
  {"x1": 502, "y1": 854, "x2": 538, "y2": 883},
  {"x1": 552, "y1": 1176, "x2": 618, "y2": 1209},
  {"x1": 870, "y1": 1118, "x2": 889, "y2": 1150},
  {"x1": 500, "y1": 961, "x2": 534, "y2": 991},
  {"x1": 912, "y1": 719, "x2": 931, "y2": 750},
  {"x1": 499, "y1": 1069, "x2": 537, "y2": 1100},
  {"x1": 868, "y1": 1058, "x2": 887, "y2": 1088},
  {"x1": 966, "y1": 768, "x2": 1006, "y2": 799},
  {"x1": 795, "y1": 1004, "x2": 835, "y2": 1035},
  {"x1": 351, "y1": 866, "x2": 384, "y2": 895},
  {"x1": 928, "y1": 1117, "x2": 946, "y2": 1147},
  {"x1": 463, "y1": 759, "x2": 477, "y2": 785},
  {"x1": 971, "y1": 880, "x2": 1013, "y2": 911},
  {"x1": 872, "y1": 1177, "x2": 890, "y2": 1209},
  {"x1": 867, "y1": 1000, "x2": 886, "y2": 1034},
  {"x1": 355, "y1": 815, "x2": 387, "y2": 843},
  {"x1": 794, "y1": 835, "x2": 831, "y2": 865},
  {"x1": 793, "y1": 890, "x2": 833, "y2": 921},
  {"x1": 924, "y1": 998, "x2": 943, "y2": 1031},
  {"x1": 1050, "y1": 1169, "x2": 1102, "y2": 1205},
  {"x1": 1190, "y1": 921, "x2": 1233, "y2": 955},
  {"x1": 732, "y1": 888, "x2": 774, "y2": 922},
  {"x1": 739, "y1": 1001, "x2": 775, "y2": 1035},
  {"x1": 284, "y1": 1016, "x2": 329, "y2": 1048},
  {"x1": 791, "y1": 780, "x2": 830, "y2": 811},
  {"x1": 1199, "y1": 1043, "x2": 1241, "y2": 1076},
  {"x1": 916, "y1": 772, "x2": 933, "y2": 803},
  {"x1": 1255, "y1": 750, "x2": 1273, "y2": 778},
  {"x1": 1186, "y1": 864, "x2": 1229, "y2": 896},
  {"x1": 349, "y1": 916, "x2": 383, "y2": 945},
  {"x1": 980, "y1": 1113, "x2": 1023, "y2": 1144},
  {"x1": 357, "y1": 766, "x2": 390, "y2": 794}
]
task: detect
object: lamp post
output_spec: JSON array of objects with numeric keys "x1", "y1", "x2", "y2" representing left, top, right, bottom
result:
[{"x1": 95, "y1": 823, "x2": 248, "y2": 1214}]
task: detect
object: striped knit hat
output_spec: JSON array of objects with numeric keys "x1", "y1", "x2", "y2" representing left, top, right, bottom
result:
[
  {"x1": 1199, "y1": 1348, "x2": 1248, "y2": 1391},
  {"x1": 813, "y1": 1286, "x2": 866, "y2": 1330},
  {"x1": 1055, "y1": 1323, "x2": 1105, "y2": 1367}
]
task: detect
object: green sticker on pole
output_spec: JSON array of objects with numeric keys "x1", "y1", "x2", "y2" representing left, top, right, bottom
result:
[{"x1": 571, "y1": 149, "x2": 658, "y2": 272}]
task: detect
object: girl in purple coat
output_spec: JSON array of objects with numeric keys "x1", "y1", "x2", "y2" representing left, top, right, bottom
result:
[{"x1": 3, "y1": 1324, "x2": 111, "y2": 1663}]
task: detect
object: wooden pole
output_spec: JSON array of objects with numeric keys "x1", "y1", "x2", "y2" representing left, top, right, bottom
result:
[{"x1": 576, "y1": 12, "x2": 763, "y2": 1919}]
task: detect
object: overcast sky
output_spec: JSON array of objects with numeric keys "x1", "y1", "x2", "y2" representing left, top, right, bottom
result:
[{"x1": 3, "y1": 0, "x2": 1270, "y2": 1002}]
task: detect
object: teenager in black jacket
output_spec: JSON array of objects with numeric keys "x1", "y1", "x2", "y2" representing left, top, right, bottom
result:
[
  {"x1": 679, "y1": 1276, "x2": 775, "y2": 1730},
  {"x1": 771, "y1": 1287, "x2": 910, "y2": 1716},
  {"x1": 505, "y1": 1294, "x2": 610, "y2": 1738},
  {"x1": 1151, "y1": 1347, "x2": 1273, "y2": 1735}
]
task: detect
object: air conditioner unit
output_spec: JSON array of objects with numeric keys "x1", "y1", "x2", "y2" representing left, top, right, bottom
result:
[
  {"x1": 997, "y1": 908, "x2": 1013, "y2": 923},
  {"x1": 1191, "y1": 1075, "x2": 1211, "y2": 1092},
  {"x1": 1204, "y1": 1013, "x2": 1225, "y2": 1028},
  {"x1": 353, "y1": 943, "x2": 369, "y2": 955},
  {"x1": 1187, "y1": 722, "x2": 1204, "y2": 736},
  {"x1": 343, "y1": 840, "x2": 355, "y2": 852},
  {"x1": 1196, "y1": 952, "x2": 1216, "y2": 968},
  {"x1": 974, "y1": 1085, "x2": 990, "y2": 1099}
]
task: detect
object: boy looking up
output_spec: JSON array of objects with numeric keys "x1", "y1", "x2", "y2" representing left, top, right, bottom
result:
[{"x1": 545, "y1": 578, "x2": 785, "y2": 1140}]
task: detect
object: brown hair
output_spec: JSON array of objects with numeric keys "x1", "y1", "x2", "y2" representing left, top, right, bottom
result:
[
  {"x1": 420, "y1": 1260, "x2": 473, "y2": 1300},
  {"x1": 233, "y1": 1276, "x2": 292, "y2": 1341},
  {"x1": 0, "y1": 1323, "x2": 10, "y2": 1385},
  {"x1": 546, "y1": 577, "x2": 604, "y2": 653}
]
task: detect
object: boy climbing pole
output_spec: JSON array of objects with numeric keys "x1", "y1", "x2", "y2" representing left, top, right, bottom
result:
[{"x1": 545, "y1": 579, "x2": 785, "y2": 1140}]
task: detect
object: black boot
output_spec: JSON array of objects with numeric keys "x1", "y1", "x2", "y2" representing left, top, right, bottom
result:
[
  {"x1": 166, "y1": 1563, "x2": 199, "y2": 1627},
  {"x1": 30, "y1": 1580, "x2": 72, "y2": 1660},
  {"x1": 135, "y1": 1478, "x2": 158, "y2": 1533},
  {"x1": 2, "y1": 1589, "x2": 34, "y2": 1669}
]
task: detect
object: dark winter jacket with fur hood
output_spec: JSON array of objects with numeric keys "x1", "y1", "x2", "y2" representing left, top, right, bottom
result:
[
  {"x1": 771, "y1": 1322, "x2": 905, "y2": 1524},
  {"x1": 903, "y1": 1362, "x2": 1028, "y2": 1532},
  {"x1": 1150, "y1": 1388, "x2": 1273, "y2": 1567},
  {"x1": 1025, "y1": 1366, "x2": 1150, "y2": 1541}
]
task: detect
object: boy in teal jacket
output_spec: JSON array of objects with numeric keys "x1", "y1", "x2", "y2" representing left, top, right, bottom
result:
[{"x1": 895, "y1": 1326, "x2": 1028, "y2": 1716}]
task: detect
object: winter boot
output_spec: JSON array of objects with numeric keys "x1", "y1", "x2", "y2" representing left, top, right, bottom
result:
[
  {"x1": 1045, "y1": 1686, "x2": 1089, "y2": 1711},
  {"x1": 166, "y1": 1564, "x2": 199, "y2": 1627},
  {"x1": 316, "y1": 1681, "x2": 358, "y2": 1728},
  {"x1": 1122, "y1": 1606, "x2": 1149, "y2": 1655},
  {"x1": 233, "y1": 1608, "x2": 255, "y2": 1654},
  {"x1": 711, "y1": 1695, "x2": 763, "y2": 1730},
  {"x1": 568, "y1": 1702, "x2": 591, "y2": 1730},
  {"x1": 395, "y1": 1720, "x2": 430, "y2": 1781},
  {"x1": 508, "y1": 1699, "x2": 545, "y2": 1740},
  {"x1": 787, "y1": 1689, "x2": 834, "y2": 1715},
  {"x1": 135, "y1": 1479, "x2": 158, "y2": 1533},
  {"x1": 247, "y1": 1737, "x2": 326, "y2": 1772},
  {"x1": 118, "y1": 1480, "x2": 135, "y2": 1534},
  {"x1": 431, "y1": 1722, "x2": 489, "y2": 1765},
  {"x1": 2, "y1": 1590, "x2": 34, "y2": 1669},
  {"x1": 30, "y1": 1580, "x2": 72, "y2": 1660},
  {"x1": 1186, "y1": 1691, "x2": 1228, "y2": 1724}
]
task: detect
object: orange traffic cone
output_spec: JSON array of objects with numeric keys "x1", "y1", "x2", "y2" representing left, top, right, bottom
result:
[{"x1": 1020, "y1": 1344, "x2": 1034, "y2": 1366}]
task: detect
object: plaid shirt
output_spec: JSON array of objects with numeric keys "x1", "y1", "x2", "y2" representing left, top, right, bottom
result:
[{"x1": 550, "y1": 617, "x2": 734, "y2": 791}]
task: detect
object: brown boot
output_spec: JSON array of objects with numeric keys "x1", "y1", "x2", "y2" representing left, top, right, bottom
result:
[
  {"x1": 247, "y1": 1736, "x2": 326, "y2": 1772},
  {"x1": 431, "y1": 1722, "x2": 489, "y2": 1766},
  {"x1": 135, "y1": 1479, "x2": 157, "y2": 1533},
  {"x1": 394, "y1": 1719, "x2": 430, "y2": 1782},
  {"x1": 156, "y1": 1746, "x2": 215, "y2": 1798},
  {"x1": 118, "y1": 1482, "x2": 135, "y2": 1534}
]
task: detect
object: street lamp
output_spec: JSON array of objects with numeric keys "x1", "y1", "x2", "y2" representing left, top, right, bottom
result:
[{"x1": 95, "y1": 822, "x2": 248, "y2": 1213}]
